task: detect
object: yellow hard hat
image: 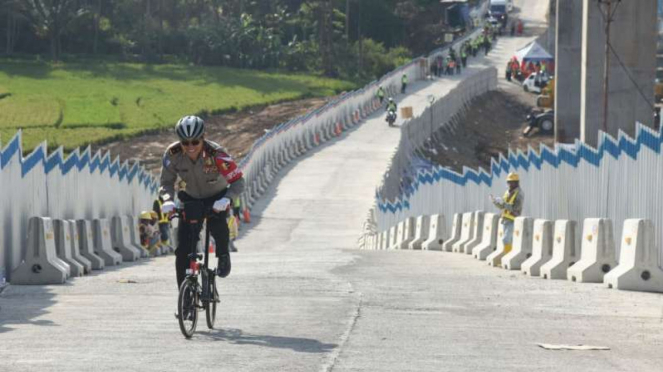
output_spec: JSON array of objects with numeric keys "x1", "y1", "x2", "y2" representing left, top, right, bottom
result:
[
  {"x1": 506, "y1": 172, "x2": 520, "y2": 182},
  {"x1": 139, "y1": 211, "x2": 152, "y2": 220},
  {"x1": 150, "y1": 211, "x2": 158, "y2": 220}
]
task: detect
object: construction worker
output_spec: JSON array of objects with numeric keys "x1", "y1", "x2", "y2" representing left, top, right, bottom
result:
[
  {"x1": 401, "y1": 74, "x2": 408, "y2": 94},
  {"x1": 153, "y1": 194, "x2": 172, "y2": 247},
  {"x1": 490, "y1": 172, "x2": 524, "y2": 263},
  {"x1": 138, "y1": 210, "x2": 160, "y2": 256},
  {"x1": 376, "y1": 85, "x2": 385, "y2": 104},
  {"x1": 461, "y1": 46, "x2": 468, "y2": 68}
]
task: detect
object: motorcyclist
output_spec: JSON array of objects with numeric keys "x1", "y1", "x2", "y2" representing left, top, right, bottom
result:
[
  {"x1": 386, "y1": 97, "x2": 398, "y2": 125},
  {"x1": 159, "y1": 115, "x2": 246, "y2": 289},
  {"x1": 386, "y1": 97, "x2": 397, "y2": 114}
]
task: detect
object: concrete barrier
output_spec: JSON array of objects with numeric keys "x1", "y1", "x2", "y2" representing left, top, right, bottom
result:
[
  {"x1": 53, "y1": 219, "x2": 84, "y2": 277},
  {"x1": 10, "y1": 217, "x2": 68, "y2": 284},
  {"x1": 77, "y1": 220, "x2": 105, "y2": 270},
  {"x1": 452, "y1": 212, "x2": 474, "y2": 253},
  {"x1": 486, "y1": 222, "x2": 507, "y2": 267},
  {"x1": 388, "y1": 226, "x2": 397, "y2": 250},
  {"x1": 462, "y1": 211, "x2": 484, "y2": 254},
  {"x1": 439, "y1": 214, "x2": 460, "y2": 252},
  {"x1": 567, "y1": 218, "x2": 617, "y2": 283},
  {"x1": 392, "y1": 221, "x2": 405, "y2": 250},
  {"x1": 397, "y1": 217, "x2": 416, "y2": 249},
  {"x1": 502, "y1": 217, "x2": 534, "y2": 271},
  {"x1": 423, "y1": 214, "x2": 448, "y2": 251},
  {"x1": 380, "y1": 230, "x2": 388, "y2": 250},
  {"x1": 111, "y1": 216, "x2": 141, "y2": 262},
  {"x1": 92, "y1": 219, "x2": 123, "y2": 266},
  {"x1": 540, "y1": 220, "x2": 579, "y2": 280},
  {"x1": 522, "y1": 219, "x2": 554, "y2": 277},
  {"x1": 66, "y1": 220, "x2": 92, "y2": 274},
  {"x1": 604, "y1": 219, "x2": 663, "y2": 293},
  {"x1": 472, "y1": 213, "x2": 499, "y2": 260},
  {"x1": 408, "y1": 215, "x2": 430, "y2": 250},
  {"x1": 126, "y1": 216, "x2": 149, "y2": 258}
]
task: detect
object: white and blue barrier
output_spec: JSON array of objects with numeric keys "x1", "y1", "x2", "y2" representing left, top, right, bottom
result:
[
  {"x1": 0, "y1": 132, "x2": 157, "y2": 283},
  {"x1": 371, "y1": 124, "x2": 663, "y2": 272}
]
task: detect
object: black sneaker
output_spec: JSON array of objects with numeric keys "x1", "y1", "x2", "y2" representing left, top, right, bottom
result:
[{"x1": 216, "y1": 254, "x2": 231, "y2": 278}]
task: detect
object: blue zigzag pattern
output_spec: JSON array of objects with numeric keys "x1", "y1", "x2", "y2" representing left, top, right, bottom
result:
[
  {"x1": 0, "y1": 131, "x2": 158, "y2": 194},
  {"x1": 377, "y1": 124, "x2": 662, "y2": 214}
]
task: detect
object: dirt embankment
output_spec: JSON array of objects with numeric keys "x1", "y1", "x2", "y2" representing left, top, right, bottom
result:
[
  {"x1": 419, "y1": 88, "x2": 554, "y2": 174},
  {"x1": 94, "y1": 97, "x2": 329, "y2": 175}
]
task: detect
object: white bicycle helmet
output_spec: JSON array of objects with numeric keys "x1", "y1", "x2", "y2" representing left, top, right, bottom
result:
[{"x1": 175, "y1": 115, "x2": 205, "y2": 140}]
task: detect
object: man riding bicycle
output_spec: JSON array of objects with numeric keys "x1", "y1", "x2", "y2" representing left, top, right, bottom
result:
[{"x1": 159, "y1": 115, "x2": 246, "y2": 289}]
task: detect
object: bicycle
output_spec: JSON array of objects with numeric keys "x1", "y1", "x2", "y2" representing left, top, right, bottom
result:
[{"x1": 171, "y1": 202, "x2": 220, "y2": 339}]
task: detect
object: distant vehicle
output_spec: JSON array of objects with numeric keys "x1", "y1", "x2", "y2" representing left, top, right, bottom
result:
[
  {"x1": 489, "y1": 0, "x2": 509, "y2": 25},
  {"x1": 522, "y1": 72, "x2": 551, "y2": 94},
  {"x1": 524, "y1": 109, "x2": 554, "y2": 136}
]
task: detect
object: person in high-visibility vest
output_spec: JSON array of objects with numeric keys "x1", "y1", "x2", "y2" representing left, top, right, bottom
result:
[
  {"x1": 401, "y1": 74, "x2": 408, "y2": 94},
  {"x1": 153, "y1": 194, "x2": 172, "y2": 246},
  {"x1": 376, "y1": 85, "x2": 385, "y2": 104},
  {"x1": 490, "y1": 172, "x2": 524, "y2": 260}
]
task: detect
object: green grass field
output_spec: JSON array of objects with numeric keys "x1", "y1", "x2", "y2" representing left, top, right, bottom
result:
[{"x1": 0, "y1": 60, "x2": 356, "y2": 152}]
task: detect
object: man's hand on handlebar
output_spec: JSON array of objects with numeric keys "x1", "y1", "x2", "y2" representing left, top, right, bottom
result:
[
  {"x1": 161, "y1": 201, "x2": 177, "y2": 214},
  {"x1": 213, "y1": 197, "x2": 231, "y2": 212}
]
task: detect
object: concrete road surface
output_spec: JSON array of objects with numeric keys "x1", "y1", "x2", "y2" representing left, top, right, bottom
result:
[{"x1": 2, "y1": 1, "x2": 663, "y2": 371}]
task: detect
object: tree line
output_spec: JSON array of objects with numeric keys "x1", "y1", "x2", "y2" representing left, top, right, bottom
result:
[{"x1": 0, "y1": 0, "x2": 479, "y2": 80}]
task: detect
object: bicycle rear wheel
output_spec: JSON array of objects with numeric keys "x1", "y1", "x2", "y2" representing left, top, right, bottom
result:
[
  {"x1": 178, "y1": 279, "x2": 198, "y2": 338},
  {"x1": 205, "y1": 272, "x2": 218, "y2": 329}
]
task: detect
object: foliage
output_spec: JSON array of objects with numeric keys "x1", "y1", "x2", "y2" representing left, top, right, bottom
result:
[
  {"x1": 0, "y1": 59, "x2": 355, "y2": 151},
  {"x1": 0, "y1": 0, "x2": 452, "y2": 80}
]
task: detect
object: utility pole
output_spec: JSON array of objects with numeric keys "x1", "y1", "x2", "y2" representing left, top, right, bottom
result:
[{"x1": 599, "y1": 0, "x2": 621, "y2": 134}]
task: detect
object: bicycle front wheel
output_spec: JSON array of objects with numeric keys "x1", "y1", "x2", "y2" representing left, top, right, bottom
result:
[
  {"x1": 205, "y1": 272, "x2": 218, "y2": 329},
  {"x1": 178, "y1": 279, "x2": 198, "y2": 338}
]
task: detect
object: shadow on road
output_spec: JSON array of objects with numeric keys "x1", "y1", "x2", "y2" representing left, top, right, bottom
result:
[{"x1": 198, "y1": 327, "x2": 338, "y2": 353}]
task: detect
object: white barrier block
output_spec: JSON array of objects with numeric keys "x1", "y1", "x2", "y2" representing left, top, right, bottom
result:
[
  {"x1": 388, "y1": 226, "x2": 397, "y2": 250},
  {"x1": 127, "y1": 216, "x2": 150, "y2": 258},
  {"x1": 111, "y1": 216, "x2": 141, "y2": 262},
  {"x1": 77, "y1": 220, "x2": 105, "y2": 269},
  {"x1": 397, "y1": 217, "x2": 416, "y2": 249},
  {"x1": 53, "y1": 219, "x2": 84, "y2": 277},
  {"x1": 380, "y1": 231, "x2": 389, "y2": 250},
  {"x1": 522, "y1": 219, "x2": 554, "y2": 277},
  {"x1": 567, "y1": 218, "x2": 617, "y2": 283},
  {"x1": 10, "y1": 217, "x2": 68, "y2": 284},
  {"x1": 374, "y1": 232, "x2": 382, "y2": 250},
  {"x1": 540, "y1": 220, "x2": 579, "y2": 280},
  {"x1": 423, "y1": 214, "x2": 447, "y2": 251},
  {"x1": 502, "y1": 217, "x2": 534, "y2": 271},
  {"x1": 487, "y1": 222, "x2": 507, "y2": 267},
  {"x1": 462, "y1": 211, "x2": 484, "y2": 254},
  {"x1": 66, "y1": 220, "x2": 92, "y2": 274},
  {"x1": 93, "y1": 219, "x2": 123, "y2": 266},
  {"x1": 473, "y1": 213, "x2": 499, "y2": 260},
  {"x1": 408, "y1": 215, "x2": 430, "y2": 250},
  {"x1": 434, "y1": 214, "x2": 456, "y2": 251},
  {"x1": 392, "y1": 221, "x2": 405, "y2": 250},
  {"x1": 452, "y1": 213, "x2": 474, "y2": 253},
  {"x1": 604, "y1": 219, "x2": 663, "y2": 293}
]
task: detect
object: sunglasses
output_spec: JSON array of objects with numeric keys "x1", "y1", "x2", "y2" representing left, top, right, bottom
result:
[{"x1": 181, "y1": 140, "x2": 201, "y2": 147}]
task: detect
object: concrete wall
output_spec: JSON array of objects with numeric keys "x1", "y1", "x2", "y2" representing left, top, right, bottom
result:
[
  {"x1": 581, "y1": 0, "x2": 657, "y2": 147},
  {"x1": 554, "y1": 0, "x2": 583, "y2": 143}
]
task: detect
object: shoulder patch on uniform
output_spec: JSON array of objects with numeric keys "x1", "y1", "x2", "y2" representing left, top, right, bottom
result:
[
  {"x1": 203, "y1": 141, "x2": 217, "y2": 157},
  {"x1": 167, "y1": 142, "x2": 183, "y2": 155}
]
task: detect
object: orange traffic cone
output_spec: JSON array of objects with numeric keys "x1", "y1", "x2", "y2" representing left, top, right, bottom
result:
[
  {"x1": 243, "y1": 208, "x2": 251, "y2": 223},
  {"x1": 209, "y1": 240, "x2": 215, "y2": 254}
]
